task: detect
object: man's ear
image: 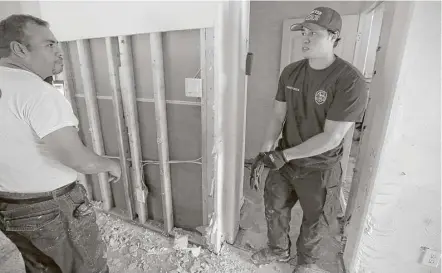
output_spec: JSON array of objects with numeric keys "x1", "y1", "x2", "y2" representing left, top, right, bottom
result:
[{"x1": 10, "y1": 41, "x2": 29, "y2": 58}]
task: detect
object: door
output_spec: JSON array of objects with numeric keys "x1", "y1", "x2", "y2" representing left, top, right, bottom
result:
[{"x1": 280, "y1": 15, "x2": 360, "y2": 73}]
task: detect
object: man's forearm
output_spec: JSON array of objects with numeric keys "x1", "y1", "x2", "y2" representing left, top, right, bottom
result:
[
  {"x1": 282, "y1": 132, "x2": 341, "y2": 161},
  {"x1": 260, "y1": 117, "x2": 284, "y2": 152},
  {"x1": 69, "y1": 147, "x2": 115, "y2": 175}
]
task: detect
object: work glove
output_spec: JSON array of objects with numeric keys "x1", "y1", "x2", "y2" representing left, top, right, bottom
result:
[
  {"x1": 250, "y1": 153, "x2": 265, "y2": 191},
  {"x1": 261, "y1": 150, "x2": 287, "y2": 170}
]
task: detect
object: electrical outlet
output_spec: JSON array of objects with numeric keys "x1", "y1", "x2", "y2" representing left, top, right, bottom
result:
[
  {"x1": 185, "y1": 78, "x2": 202, "y2": 98},
  {"x1": 421, "y1": 248, "x2": 441, "y2": 268}
]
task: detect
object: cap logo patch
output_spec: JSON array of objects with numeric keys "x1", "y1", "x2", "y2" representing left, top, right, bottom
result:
[
  {"x1": 306, "y1": 9, "x2": 322, "y2": 21},
  {"x1": 315, "y1": 90, "x2": 327, "y2": 105}
]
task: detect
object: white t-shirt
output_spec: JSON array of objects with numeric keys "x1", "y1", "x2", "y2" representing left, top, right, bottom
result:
[{"x1": 0, "y1": 66, "x2": 79, "y2": 193}]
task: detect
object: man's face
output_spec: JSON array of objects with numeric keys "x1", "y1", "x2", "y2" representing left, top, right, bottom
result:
[
  {"x1": 300, "y1": 23, "x2": 336, "y2": 59},
  {"x1": 21, "y1": 23, "x2": 63, "y2": 78}
]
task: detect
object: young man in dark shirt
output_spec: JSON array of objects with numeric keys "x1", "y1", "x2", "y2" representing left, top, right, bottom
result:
[{"x1": 250, "y1": 7, "x2": 368, "y2": 273}]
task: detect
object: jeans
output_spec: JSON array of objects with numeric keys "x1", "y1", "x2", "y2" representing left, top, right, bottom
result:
[
  {"x1": 0, "y1": 182, "x2": 108, "y2": 273},
  {"x1": 264, "y1": 163, "x2": 342, "y2": 266}
]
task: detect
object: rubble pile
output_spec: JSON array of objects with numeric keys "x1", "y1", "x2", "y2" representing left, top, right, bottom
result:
[{"x1": 96, "y1": 212, "x2": 257, "y2": 273}]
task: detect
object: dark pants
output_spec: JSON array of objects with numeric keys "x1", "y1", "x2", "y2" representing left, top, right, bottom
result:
[
  {"x1": 264, "y1": 163, "x2": 342, "y2": 265},
  {"x1": 0, "y1": 182, "x2": 108, "y2": 273}
]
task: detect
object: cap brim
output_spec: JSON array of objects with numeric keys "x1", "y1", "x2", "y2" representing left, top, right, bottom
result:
[{"x1": 290, "y1": 23, "x2": 304, "y2": 31}]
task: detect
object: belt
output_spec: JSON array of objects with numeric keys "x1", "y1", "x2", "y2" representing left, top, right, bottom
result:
[{"x1": 0, "y1": 182, "x2": 77, "y2": 204}]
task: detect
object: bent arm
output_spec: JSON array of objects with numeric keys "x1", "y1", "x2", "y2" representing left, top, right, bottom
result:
[
  {"x1": 282, "y1": 120, "x2": 353, "y2": 161},
  {"x1": 43, "y1": 126, "x2": 115, "y2": 174}
]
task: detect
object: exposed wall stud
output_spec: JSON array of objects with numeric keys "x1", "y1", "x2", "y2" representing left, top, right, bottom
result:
[
  {"x1": 150, "y1": 32, "x2": 174, "y2": 234},
  {"x1": 105, "y1": 37, "x2": 136, "y2": 219},
  {"x1": 76, "y1": 39, "x2": 113, "y2": 210},
  {"x1": 118, "y1": 35, "x2": 149, "y2": 224},
  {"x1": 60, "y1": 42, "x2": 93, "y2": 199}
]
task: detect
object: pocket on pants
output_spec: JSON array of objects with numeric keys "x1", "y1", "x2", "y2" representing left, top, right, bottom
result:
[
  {"x1": 3, "y1": 207, "x2": 61, "y2": 232},
  {"x1": 322, "y1": 185, "x2": 340, "y2": 226},
  {"x1": 3, "y1": 206, "x2": 65, "y2": 251},
  {"x1": 321, "y1": 164, "x2": 342, "y2": 226},
  {"x1": 67, "y1": 185, "x2": 106, "y2": 270},
  {"x1": 69, "y1": 184, "x2": 95, "y2": 219}
]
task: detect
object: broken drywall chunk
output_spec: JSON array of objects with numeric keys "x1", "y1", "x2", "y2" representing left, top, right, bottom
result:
[
  {"x1": 190, "y1": 246, "x2": 201, "y2": 257},
  {"x1": 173, "y1": 235, "x2": 189, "y2": 250}
]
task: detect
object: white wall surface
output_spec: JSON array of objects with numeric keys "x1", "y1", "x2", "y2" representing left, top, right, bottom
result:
[
  {"x1": 0, "y1": 1, "x2": 21, "y2": 19},
  {"x1": 1, "y1": 1, "x2": 219, "y2": 41},
  {"x1": 347, "y1": 1, "x2": 441, "y2": 272}
]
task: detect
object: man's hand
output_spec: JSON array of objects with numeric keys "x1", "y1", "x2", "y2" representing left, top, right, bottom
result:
[
  {"x1": 250, "y1": 153, "x2": 265, "y2": 191},
  {"x1": 262, "y1": 150, "x2": 287, "y2": 170},
  {"x1": 108, "y1": 160, "x2": 122, "y2": 183}
]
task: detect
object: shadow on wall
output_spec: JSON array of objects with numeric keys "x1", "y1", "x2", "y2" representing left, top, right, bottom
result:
[{"x1": 245, "y1": 1, "x2": 375, "y2": 159}]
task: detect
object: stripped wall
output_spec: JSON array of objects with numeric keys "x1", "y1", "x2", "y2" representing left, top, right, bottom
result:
[
  {"x1": 64, "y1": 30, "x2": 204, "y2": 229},
  {"x1": 0, "y1": 1, "x2": 215, "y2": 231}
]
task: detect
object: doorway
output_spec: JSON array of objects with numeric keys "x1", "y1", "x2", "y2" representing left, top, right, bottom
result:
[{"x1": 234, "y1": 5, "x2": 384, "y2": 273}]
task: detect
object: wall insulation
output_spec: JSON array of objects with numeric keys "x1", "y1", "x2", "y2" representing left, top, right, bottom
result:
[{"x1": 61, "y1": 29, "x2": 206, "y2": 231}]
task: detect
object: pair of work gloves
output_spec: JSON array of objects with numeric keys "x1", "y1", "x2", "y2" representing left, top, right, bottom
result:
[{"x1": 249, "y1": 150, "x2": 288, "y2": 191}]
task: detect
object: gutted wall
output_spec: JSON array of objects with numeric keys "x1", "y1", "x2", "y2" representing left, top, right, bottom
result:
[
  {"x1": 245, "y1": 1, "x2": 374, "y2": 158},
  {"x1": 345, "y1": 2, "x2": 441, "y2": 272},
  {"x1": 65, "y1": 30, "x2": 204, "y2": 229}
]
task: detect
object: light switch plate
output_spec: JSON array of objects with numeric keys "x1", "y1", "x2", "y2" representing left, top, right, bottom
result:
[{"x1": 185, "y1": 78, "x2": 202, "y2": 98}]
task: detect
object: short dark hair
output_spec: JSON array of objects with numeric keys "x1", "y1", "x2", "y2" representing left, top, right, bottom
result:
[
  {"x1": 0, "y1": 14, "x2": 49, "y2": 56},
  {"x1": 328, "y1": 30, "x2": 341, "y2": 48}
]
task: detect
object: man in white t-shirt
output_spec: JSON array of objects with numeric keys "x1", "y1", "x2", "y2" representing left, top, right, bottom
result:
[{"x1": 0, "y1": 14, "x2": 121, "y2": 273}]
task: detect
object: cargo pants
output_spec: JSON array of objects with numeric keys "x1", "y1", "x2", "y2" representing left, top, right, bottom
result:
[
  {"x1": 264, "y1": 162, "x2": 342, "y2": 266},
  {"x1": 0, "y1": 182, "x2": 108, "y2": 273}
]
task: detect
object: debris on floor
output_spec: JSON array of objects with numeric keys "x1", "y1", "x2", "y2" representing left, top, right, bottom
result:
[{"x1": 2, "y1": 209, "x2": 294, "y2": 273}]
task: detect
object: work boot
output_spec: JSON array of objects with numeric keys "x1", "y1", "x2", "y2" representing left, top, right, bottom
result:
[{"x1": 251, "y1": 247, "x2": 291, "y2": 265}]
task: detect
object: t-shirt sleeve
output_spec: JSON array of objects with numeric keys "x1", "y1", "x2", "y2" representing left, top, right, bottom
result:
[
  {"x1": 25, "y1": 86, "x2": 79, "y2": 138},
  {"x1": 327, "y1": 74, "x2": 368, "y2": 122},
  {"x1": 275, "y1": 72, "x2": 286, "y2": 102}
]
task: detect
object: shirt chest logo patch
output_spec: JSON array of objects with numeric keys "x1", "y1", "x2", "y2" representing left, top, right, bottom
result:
[
  {"x1": 314, "y1": 90, "x2": 328, "y2": 105},
  {"x1": 286, "y1": 86, "x2": 300, "y2": 92}
]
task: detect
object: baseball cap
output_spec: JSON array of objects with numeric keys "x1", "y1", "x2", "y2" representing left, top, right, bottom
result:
[{"x1": 291, "y1": 7, "x2": 342, "y2": 33}]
